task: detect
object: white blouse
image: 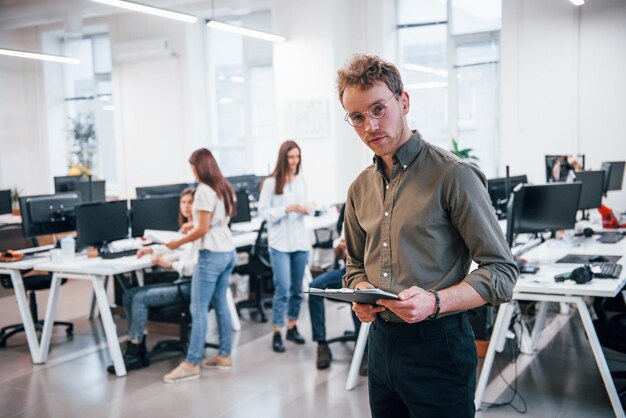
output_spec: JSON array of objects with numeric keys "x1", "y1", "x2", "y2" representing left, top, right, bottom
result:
[
  {"x1": 193, "y1": 182, "x2": 235, "y2": 252},
  {"x1": 258, "y1": 175, "x2": 310, "y2": 252}
]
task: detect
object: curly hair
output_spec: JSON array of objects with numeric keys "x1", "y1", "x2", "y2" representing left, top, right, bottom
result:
[{"x1": 336, "y1": 54, "x2": 403, "y2": 104}]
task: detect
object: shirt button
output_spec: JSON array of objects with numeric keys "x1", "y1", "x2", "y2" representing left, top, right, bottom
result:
[
  {"x1": 383, "y1": 242, "x2": 388, "y2": 247},
  {"x1": 384, "y1": 211, "x2": 389, "y2": 216},
  {"x1": 386, "y1": 185, "x2": 389, "y2": 190},
  {"x1": 403, "y1": 165, "x2": 407, "y2": 169},
  {"x1": 383, "y1": 272, "x2": 388, "y2": 277}
]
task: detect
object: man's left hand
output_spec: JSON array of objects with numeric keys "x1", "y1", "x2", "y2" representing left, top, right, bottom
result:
[
  {"x1": 376, "y1": 286, "x2": 436, "y2": 323},
  {"x1": 165, "y1": 240, "x2": 179, "y2": 250}
]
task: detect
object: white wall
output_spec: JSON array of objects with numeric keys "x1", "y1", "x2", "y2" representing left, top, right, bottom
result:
[{"x1": 501, "y1": 0, "x2": 626, "y2": 210}]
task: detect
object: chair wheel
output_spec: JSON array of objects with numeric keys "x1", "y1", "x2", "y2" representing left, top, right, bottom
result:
[
  {"x1": 0, "y1": 339, "x2": 6, "y2": 348},
  {"x1": 142, "y1": 358, "x2": 150, "y2": 367},
  {"x1": 66, "y1": 327, "x2": 74, "y2": 336}
]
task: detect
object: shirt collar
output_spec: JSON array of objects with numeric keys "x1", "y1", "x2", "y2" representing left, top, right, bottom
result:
[{"x1": 372, "y1": 130, "x2": 425, "y2": 171}]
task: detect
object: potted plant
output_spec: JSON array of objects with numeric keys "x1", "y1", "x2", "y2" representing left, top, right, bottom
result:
[
  {"x1": 67, "y1": 113, "x2": 97, "y2": 175},
  {"x1": 10, "y1": 187, "x2": 22, "y2": 215},
  {"x1": 450, "y1": 138, "x2": 480, "y2": 168}
]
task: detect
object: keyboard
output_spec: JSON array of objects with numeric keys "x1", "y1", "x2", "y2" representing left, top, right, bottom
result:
[
  {"x1": 593, "y1": 262, "x2": 623, "y2": 279},
  {"x1": 597, "y1": 233, "x2": 625, "y2": 244},
  {"x1": 101, "y1": 249, "x2": 137, "y2": 259}
]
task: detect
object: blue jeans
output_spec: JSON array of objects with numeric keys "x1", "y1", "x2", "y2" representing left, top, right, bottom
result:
[
  {"x1": 308, "y1": 268, "x2": 361, "y2": 342},
  {"x1": 186, "y1": 249, "x2": 236, "y2": 364},
  {"x1": 269, "y1": 248, "x2": 309, "y2": 327},
  {"x1": 123, "y1": 282, "x2": 191, "y2": 341}
]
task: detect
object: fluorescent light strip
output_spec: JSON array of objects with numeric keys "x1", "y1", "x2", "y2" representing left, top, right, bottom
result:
[
  {"x1": 206, "y1": 20, "x2": 286, "y2": 43},
  {"x1": 90, "y1": 0, "x2": 198, "y2": 23},
  {"x1": 404, "y1": 82, "x2": 448, "y2": 90},
  {"x1": 404, "y1": 63, "x2": 448, "y2": 78},
  {"x1": 0, "y1": 48, "x2": 80, "y2": 64},
  {"x1": 570, "y1": 0, "x2": 584, "y2": 5}
]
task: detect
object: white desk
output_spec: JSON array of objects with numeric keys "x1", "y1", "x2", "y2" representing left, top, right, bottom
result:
[
  {"x1": 36, "y1": 255, "x2": 153, "y2": 377},
  {"x1": 0, "y1": 255, "x2": 50, "y2": 363},
  {"x1": 474, "y1": 237, "x2": 626, "y2": 417}
]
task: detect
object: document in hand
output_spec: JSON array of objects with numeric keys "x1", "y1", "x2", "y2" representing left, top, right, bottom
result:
[
  {"x1": 306, "y1": 287, "x2": 399, "y2": 305},
  {"x1": 144, "y1": 229, "x2": 184, "y2": 244}
]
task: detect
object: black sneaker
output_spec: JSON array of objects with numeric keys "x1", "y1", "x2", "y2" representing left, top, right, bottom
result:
[
  {"x1": 285, "y1": 325, "x2": 305, "y2": 345},
  {"x1": 107, "y1": 338, "x2": 150, "y2": 374},
  {"x1": 316, "y1": 344, "x2": 332, "y2": 369},
  {"x1": 272, "y1": 332, "x2": 286, "y2": 353}
]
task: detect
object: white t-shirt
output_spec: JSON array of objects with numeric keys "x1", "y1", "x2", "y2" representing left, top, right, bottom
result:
[{"x1": 193, "y1": 182, "x2": 235, "y2": 252}]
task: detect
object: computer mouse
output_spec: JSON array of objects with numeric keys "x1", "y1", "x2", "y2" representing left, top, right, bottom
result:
[{"x1": 589, "y1": 255, "x2": 609, "y2": 263}]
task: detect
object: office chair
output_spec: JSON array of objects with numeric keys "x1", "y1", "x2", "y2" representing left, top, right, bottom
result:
[
  {"x1": 0, "y1": 224, "x2": 73, "y2": 347},
  {"x1": 147, "y1": 277, "x2": 218, "y2": 361},
  {"x1": 593, "y1": 297, "x2": 626, "y2": 407},
  {"x1": 311, "y1": 227, "x2": 337, "y2": 269},
  {"x1": 235, "y1": 221, "x2": 273, "y2": 323}
]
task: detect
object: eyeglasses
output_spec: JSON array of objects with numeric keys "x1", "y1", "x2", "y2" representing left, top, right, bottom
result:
[{"x1": 344, "y1": 93, "x2": 398, "y2": 127}]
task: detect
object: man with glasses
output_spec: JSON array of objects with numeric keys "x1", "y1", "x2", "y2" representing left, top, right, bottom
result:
[{"x1": 337, "y1": 54, "x2": 518, "y2": 417}]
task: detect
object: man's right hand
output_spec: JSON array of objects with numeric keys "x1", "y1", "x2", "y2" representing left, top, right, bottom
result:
[{"x1": 352, "y1": 281, "x2": 386, "y2": 323}]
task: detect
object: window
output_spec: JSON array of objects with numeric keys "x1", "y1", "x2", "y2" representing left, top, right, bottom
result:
[
  {"x1": 62, "y1": 33, "x2": 116, "y2": 184},
  {"x1": 397, "y1": 0, "x2": 501, "y2": 178},
  {"x1": 205, "y1": 12, "x2": 278, "y2": 176}
]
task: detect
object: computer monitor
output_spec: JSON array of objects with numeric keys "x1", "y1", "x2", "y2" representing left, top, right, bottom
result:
[
  {"x1": 506, "y1": 182, "x2": 582, "y2": 247},
  {"x1": 130, "y1": 195, "x2": 180, "y2": 237},
  {"x1": 136, "y1": 183, "x2": 190, "y2": 199},
  {"x1": 602, "y1": 161, "x2": 625, "y2": 192},
  {"x1": 76, "y1": 200, "x2": 129, "y2": 248},
  {"x1": 227, "y1": 175, "x2": 263, "y2": 201},
  {"x1": 230, "y1": 191, "x2": 251, "y2": 224},
  {"x1": 574, "y1": 171, "x2": 605, "y2": 211},
  {"x1": 19, "y1": 193, "x2": 81, "y2": 237},
  {"x1": 486, "y1": 175, "x2": 527, "y2": 219},
  {"x1": 545, "y1": 154, "x2": 585, "y2": 182},
  {"x1": 54, "y1": 176, "x2": 106, "y2": 203},
  {"x1": 0, "y1": 189, "x2": 11, "y2": 215}
]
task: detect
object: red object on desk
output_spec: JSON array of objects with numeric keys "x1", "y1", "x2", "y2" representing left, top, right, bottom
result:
[{"x1": 598, "y1": 204, "x2": 626, "y2": 229}]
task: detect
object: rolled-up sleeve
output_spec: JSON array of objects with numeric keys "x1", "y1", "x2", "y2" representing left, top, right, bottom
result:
[{"x1": 443, "y1": 163, "x2": 518, "y2": 306}]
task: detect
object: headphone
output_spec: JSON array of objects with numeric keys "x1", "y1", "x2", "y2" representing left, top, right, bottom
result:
[
  {"x1": 554, "y1": 265, "x2": 593, "y2": 284},
  {"x1": 574, "y1": 227, "x2": 595, "y2": 238}
]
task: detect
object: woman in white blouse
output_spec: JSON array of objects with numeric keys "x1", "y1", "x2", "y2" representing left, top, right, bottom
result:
[
  {"x1": 258, "y1": 140, "x2": 310, "y2": 353},
  {"x1": 162, "y1": 148, "x2": 237, "y2": 383}
]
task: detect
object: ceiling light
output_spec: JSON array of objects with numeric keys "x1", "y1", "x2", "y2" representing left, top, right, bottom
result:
[
  {"x1": 0, "y1": 48, "x2": 80, "y2": 64},
  {"x1": 404, "y1": 63, "x2": 448, "y2": 78},
  {"x1": 569, "y1": 0, "x2": 584, "y2": 5},
  {"x1": 404, "y1": 82, "x2": 448, "y2": 90},
  {"x1": 206, "y1": 20, "x2": 286, "y2": 43},
  {"x1": 90, "y1": 0, "x2": 198, "y2": 23}
]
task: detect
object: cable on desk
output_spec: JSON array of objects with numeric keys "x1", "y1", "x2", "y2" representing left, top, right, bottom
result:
[{"x1": 480, "y1": 312, "x2": 528, "y2": 414}]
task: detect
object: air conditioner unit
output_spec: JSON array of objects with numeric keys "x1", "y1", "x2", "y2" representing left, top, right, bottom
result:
[{"x1": 113, "y1": 37, "x2": 172, "y2": 62}]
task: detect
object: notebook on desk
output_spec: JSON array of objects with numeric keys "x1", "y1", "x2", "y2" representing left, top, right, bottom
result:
[{"x1": 556, "y1": 254, "x2": 622, "y2": 264}]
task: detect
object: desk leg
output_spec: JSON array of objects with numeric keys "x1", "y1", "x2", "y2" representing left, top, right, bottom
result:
[
  {"x1": 136, "y1": 270, "x2": 144, "y2": 287},
  {"x1": 9, "y1": 271, "x2": 41, "y2": 363},
  {"x1": 475, "y1": 302, "x2": 513, "y2": 411},
  {"x1": 226, "y1": 287, "x2": 241, "y2": 332},
  {"x1": 345, "y1": 322, "x2": 370, "y2": 391},
  {"x1": 89, "y1": 275, "x2": 110, "y2": 319},
  {"x1": 574, "y1": 298, "x2": 625, "y2": 418},
  {"x1": 526, "y1": 301, "x2": 549, "y2": 354},
  {"x1": 92, "y1": 275, "x2": 126, "y2": 377},
  {"x1": 38, "y1": 273, "x2": 63, "y2": 364}
]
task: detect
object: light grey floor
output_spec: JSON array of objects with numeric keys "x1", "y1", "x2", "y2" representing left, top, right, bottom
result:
[{"x1": 0, "y1": 280, "x2": 622, "y2": 417}]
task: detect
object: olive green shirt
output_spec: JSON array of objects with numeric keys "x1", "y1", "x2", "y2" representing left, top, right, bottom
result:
[{"x1": 343, "y1": 132, "x2": 518, "y2": 322}]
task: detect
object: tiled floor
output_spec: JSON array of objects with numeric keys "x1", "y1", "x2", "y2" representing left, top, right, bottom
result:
[{"x1": 0, "y1": 280, "x2": 622, "y2": 417}]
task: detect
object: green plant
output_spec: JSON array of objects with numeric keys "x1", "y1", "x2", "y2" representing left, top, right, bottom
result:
[
  {"x1": 10, "y1": 187, "x2": 22, "y2": 203},
  {"x1": 67, "y1": 113, "x2": 97, "y2": 172},
  {"x1": 451, "y1": 138, "x2": 479, "y2": 168}
]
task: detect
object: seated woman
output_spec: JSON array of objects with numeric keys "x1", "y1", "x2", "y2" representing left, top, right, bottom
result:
[{"x1": 107, "y1": 187, "x2": 195, "y2": 374}]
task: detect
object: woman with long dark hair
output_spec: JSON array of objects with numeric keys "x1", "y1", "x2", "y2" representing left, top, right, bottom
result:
[
  {"x1": 258, "y1": 140, "x2": 310, "y2": 353},
  {"x1": 163, "y1": 148, "x2": 237, "y2": 383}
]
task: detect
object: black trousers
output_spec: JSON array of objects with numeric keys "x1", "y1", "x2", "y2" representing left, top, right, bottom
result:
[{"x1": 368, "y1": 313, "x2": 477, "y2": 418}]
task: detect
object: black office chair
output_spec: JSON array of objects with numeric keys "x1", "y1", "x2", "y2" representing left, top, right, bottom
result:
[
  {"x1": 593, "y1": 296, "x2": 626, "y2": 407},
  {"x1": 236, "y1": 221, "x2": 273, "y2": 323},
  {"x1": 147, "y1": 277, "x2": 218, "y2": 361},
  {"x1": 0, "y1": 224, "x2": 73, "y2": 347}
]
